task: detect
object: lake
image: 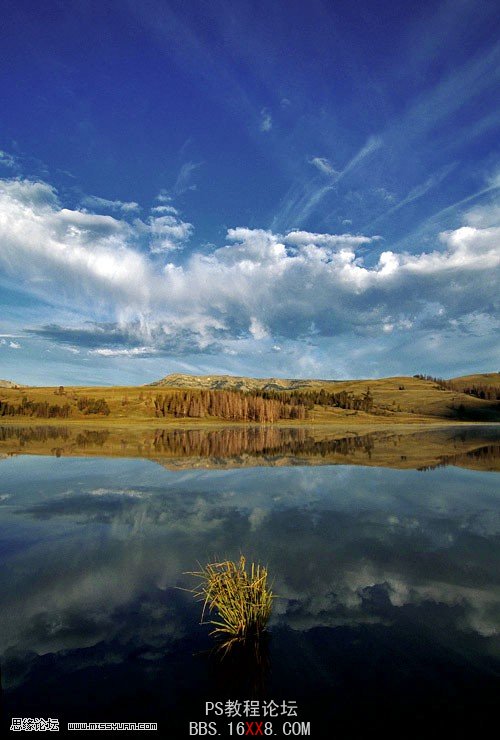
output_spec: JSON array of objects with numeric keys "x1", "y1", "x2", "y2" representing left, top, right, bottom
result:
[{"x1": 1, "y1": 424, "x2": 499, "y2": 737}]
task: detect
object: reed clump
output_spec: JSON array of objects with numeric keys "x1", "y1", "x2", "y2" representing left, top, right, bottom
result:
[{"x1": 187, "y1": 556, "x2": 273, "y2": 647}]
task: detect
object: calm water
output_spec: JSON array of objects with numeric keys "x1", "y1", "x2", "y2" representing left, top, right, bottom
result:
[{"x1": 1, "y1": 426, "x2": 499, "y2": 737}]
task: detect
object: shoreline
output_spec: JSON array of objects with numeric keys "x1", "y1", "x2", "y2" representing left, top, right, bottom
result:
[
  {"x1": 0, "y1": 417, "x2": 499, "y2": 430},
  {"x1": 1, "y1": 420, "x2": 499, "y2": 472}
]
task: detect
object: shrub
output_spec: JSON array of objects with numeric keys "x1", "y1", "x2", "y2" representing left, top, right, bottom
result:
[
  {"x1": 187, "y1": 556, "x2": 273, "y2": 650},
  {"x1": 76, "y1": 397, "x2": 110, "y2": 415}
]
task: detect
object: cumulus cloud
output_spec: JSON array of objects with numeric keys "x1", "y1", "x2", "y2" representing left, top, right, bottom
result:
[
  {"x1": 249, "y1": 317, "x2": 269, "y2": 340},
  {"x1": 148, "y1": 213, "x2": 193, "y2": 253},
  {"x1": 155, "y1": 189, "x2": 173, "y2": 203},
  {"x1": 0, "y1": 179, "x2": 149, "y2": 314},
  {"x1": 0, "y1": 176, "x2": 498, "y2": 359}
]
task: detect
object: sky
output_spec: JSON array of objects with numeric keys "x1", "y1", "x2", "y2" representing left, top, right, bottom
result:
[{"x1": 0, "y1": 0, "x2": 499, "y2": 385}]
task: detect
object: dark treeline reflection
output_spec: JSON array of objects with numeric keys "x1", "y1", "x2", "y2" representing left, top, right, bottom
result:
[
  {"x1": 0, "y1": 425, "x2": 115, "y2": 448},
  {"x1": 419, "y1": 443, "x2": 500, "y2": 471},
  {"x1": 0, "y1": 424, "x2": 499, "y2": 470},
  {"x1": 0, "y1": 426, "x2": 72, "y2": 443},
  {"x1": 151, "y1": 426, "x2": 374, "y2": 458}
]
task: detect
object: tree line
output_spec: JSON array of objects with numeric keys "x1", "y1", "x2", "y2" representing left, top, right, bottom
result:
[
  {"x1": 152, "y1": 387, "x2": 375, "y2": 420},
  {"x1": 0, "y1": 396, "x2": 110, "y2": 418},
  {"x1": 0, "y1": 398, "x2": 72, "y2": 418},
  {"x1": 0, "y1": 387, "x2": 377, "y2": 422},
  {"x1": 260, "y1": 388, "x2": 375, "y2": 412},
  {"x1": 153, "y1": 390, "x2": 308, "y2": 422}
]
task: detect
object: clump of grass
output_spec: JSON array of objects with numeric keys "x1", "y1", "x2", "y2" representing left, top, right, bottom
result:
[{"x1": 187, "y1": 556, "x2": 273, "y2": 648}]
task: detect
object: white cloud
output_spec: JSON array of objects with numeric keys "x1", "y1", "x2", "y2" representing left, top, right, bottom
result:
[
  {"x1": 61, "y1": 346, "x2": 81, "y2": 354},
  {"x1": 155, "y1": 190, "x2": 172, "y2": 203},
  {"x1": 285, "y1": 230, "x2": 377, "y2": 248},
  {"x1": 81, "y1": 195, "x2": 140, "y2": 213},
  {"x1": 342, "y1": 135, "x2": 382, "y2": 173},
  {"x1": 374, "y1": 188, "x2": 396, "y2": 203},
  {"x1": 309, "y1": 157, "x2": 338, "y2": 176},
  {"x1": 0, "y1": 178, "x2": 58, "y2": 206},
  {"x1": 249, "y1": 317, "x2": 268, "y2": 340},
  {"x1": 150, "y1": 205, "x2": 179, "y2": 215},
  {"x1": 0, "y1": 150, "x2": 18, "y2": 170},
  {"x1": 89, "y1": 488, "x2": 151, "y2": 498},
  {"x1": 0, "y1": 176, "x2": 498, "y2": 360},
  {"x1": 89, "y1": 347, "x2": 157, "y2": 357},
  {"x1": 173, "y1": 161, "x2": 202, "y2": 195},
  {"x1": 273, "y1": 135, "x2": 382, "y2": 230},
  {"x1": 1, "y1": 338, "x2": 22, "y2": 349},
  {"x1": 369, "y1": 164, "x2": 457, "y2": 227},
  {"x1": 216, "y1": 227, "x2": 286, "y2": 264},
  {"x1": 149, "y1": 214, "x2": 194, "y2": 253},
  {"x1": 259, "y1": 108, "x2": 272, "y2": 132},
  {"x1": 0, "y1": 179, "x2": 150, "y2": 311}
]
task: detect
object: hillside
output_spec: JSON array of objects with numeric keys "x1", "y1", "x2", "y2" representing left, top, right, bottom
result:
[
  {"x1": 0, "y1": 374, "x2": 499, "y2": 423},
  {"x1": 445, "y1": 372, "x2": 500, "y2": 390},
  {"x1": 0, "y1": 379, "x2": 22, "y2": 389},
  {"x1": 150, "y1": 371, "x2": 500, "y2": 392}
]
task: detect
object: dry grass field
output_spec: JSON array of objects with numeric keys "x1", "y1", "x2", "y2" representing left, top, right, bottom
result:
[{"x1": 1, "y1": 372, "x2": 499, "y2": 424}]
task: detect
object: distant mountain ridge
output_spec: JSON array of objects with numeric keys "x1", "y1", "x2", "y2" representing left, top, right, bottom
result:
[
  {"x1": 147, "y1": 372, "x2": 330, "y2": 392},
  {"x1": 148, "y1": 371, "x2": 500, "y2": 392}
]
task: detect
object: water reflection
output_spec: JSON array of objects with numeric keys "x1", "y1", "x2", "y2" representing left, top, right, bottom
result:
[
  {"x1": 0, "y1": 423, "x2": 499, "y2": 470},
  {"x1": 0, "y1": 437, "x2": 499, "y2": 733},
  {"x1": 209, "y1": 633, "x2": 271, "y2": 699}
]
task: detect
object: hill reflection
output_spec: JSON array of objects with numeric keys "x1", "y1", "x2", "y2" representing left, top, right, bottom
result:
[{"x1": 0, "y1": 424, "x2": 499, "y2": 471}]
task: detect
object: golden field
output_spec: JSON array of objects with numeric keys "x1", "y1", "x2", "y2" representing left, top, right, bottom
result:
[{"x1": 1, "y1": 373, "x2": 499, "y2": 424}]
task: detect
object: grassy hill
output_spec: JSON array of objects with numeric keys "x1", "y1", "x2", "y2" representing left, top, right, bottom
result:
[
  {"x1": 0, "y1": 379, "x2": 23, "y2": 389},
  {"x1": 450, "y1": 372, "x2": 500, "y2": 387},
  {"x1": 0, "y1": 373, "x2": 499, "y2": 423}
]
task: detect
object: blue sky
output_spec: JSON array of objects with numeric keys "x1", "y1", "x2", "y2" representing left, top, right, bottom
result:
[{"x1": 0, "y1": 0, "x2": 499, "y2": 385}]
